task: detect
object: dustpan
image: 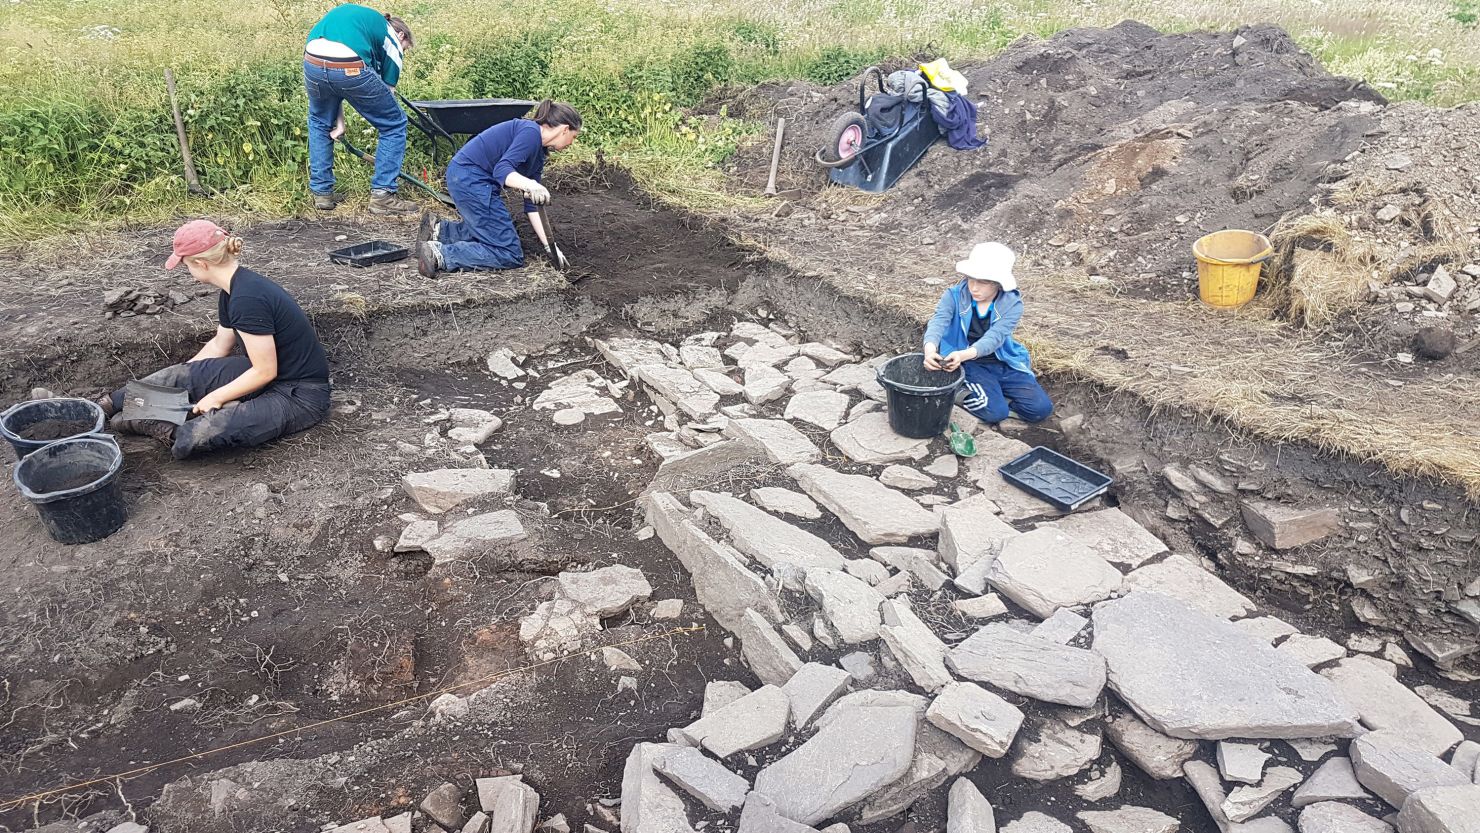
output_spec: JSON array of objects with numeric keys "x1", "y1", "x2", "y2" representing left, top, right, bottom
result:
[{"x1": 118, "y1": 380, "x2": 191, "y2": 426}]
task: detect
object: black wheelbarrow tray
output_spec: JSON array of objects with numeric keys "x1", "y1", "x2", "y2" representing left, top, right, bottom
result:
[
  {"x1": 407, "y1": 98, "x2": 534, "y2": 137},
  {"x1": 814, "y1": 66, "x2": 939, "y2": 193}
]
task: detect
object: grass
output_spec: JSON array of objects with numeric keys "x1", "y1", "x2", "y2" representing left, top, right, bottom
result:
[{"x1": 1, "y1": 0, "x2": 1479, "y2": 243}]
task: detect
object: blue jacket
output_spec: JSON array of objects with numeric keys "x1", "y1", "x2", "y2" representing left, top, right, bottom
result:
[
  {"x1": 450, "y1": 119, "x2": 547, "y2": 213},
  {"x1": 923, "y1": 280, "x2": 1035, "y2": 375}
]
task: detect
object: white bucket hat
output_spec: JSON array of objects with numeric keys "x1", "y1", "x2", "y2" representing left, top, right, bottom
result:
[{"x1": 956, "y1": 242, "x2": 1017, "y2": 292}]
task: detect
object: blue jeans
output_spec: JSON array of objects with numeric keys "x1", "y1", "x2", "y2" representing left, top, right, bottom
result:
[
  {"x1": 438, "y1": 161, "x2": 525, "y2": 271},
  {"x1": 960, "y1": 359, "x2": 1053, "y2": 424},
  {"x1": 303, "y1": 59, "x2": 407, "y2": 195}
]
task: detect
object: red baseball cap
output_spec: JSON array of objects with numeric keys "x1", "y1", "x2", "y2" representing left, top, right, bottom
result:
[{"x1": 165, "y1": 220, "x2": 228, "y2": 269}]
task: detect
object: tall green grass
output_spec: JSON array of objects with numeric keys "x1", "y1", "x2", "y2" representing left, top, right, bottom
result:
[{"x1": 0, "y1": 0, "x2": 1476, "y2": 242}]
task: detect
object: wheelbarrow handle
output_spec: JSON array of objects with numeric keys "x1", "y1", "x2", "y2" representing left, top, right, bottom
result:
[
  {"x1": 338, "y1": 137, "x2": 455, "y2": 207},
  {"x1": 396, "y1": 92, "x2": 458, "y2": 145},
  {"x1": 860, "y1": 66, "x2": 887, "y2": 112}
]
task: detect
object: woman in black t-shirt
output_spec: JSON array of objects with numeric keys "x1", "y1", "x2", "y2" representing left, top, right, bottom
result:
[{"x1": 102, "y1": 220, "x2": 332, "y2": 459}]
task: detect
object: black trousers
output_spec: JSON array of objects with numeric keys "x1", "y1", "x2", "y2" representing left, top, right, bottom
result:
[{"x1": 109, "y1": 357, "x2": 330, "y2": 459}]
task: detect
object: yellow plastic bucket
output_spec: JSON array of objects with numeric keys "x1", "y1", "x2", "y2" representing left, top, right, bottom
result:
[{"x1": 1193, "y1": 230, "x2": 1273, "y2": 308}]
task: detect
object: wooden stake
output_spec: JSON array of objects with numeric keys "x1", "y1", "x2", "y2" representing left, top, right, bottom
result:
[
  {"x1": 764, "y1": 117, "x2": 786, "y2": 196},
  {"x1": 164, "y1": 68, "x2": 204, "y2": 195}
]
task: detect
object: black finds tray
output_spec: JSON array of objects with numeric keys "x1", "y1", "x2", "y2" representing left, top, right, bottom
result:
[
  {"x1": 329, "y1": 240, "x2": 409, "y2": 267},
  {"x1": 999, "y1": 446, "x2": 1113, "y2": 512}
]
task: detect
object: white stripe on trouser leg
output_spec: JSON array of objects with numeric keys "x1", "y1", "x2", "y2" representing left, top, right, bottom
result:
[{"x1": 961, "y1": 382, "x2": 989, "y2": 412}]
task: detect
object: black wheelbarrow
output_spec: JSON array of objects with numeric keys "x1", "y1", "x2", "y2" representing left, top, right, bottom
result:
[
  {"x1": 339, "y1": 95, "x2": 535, "y2": 206},
  {"x1": 815, "y1": 66, "x2": 940, "y2": 193}
]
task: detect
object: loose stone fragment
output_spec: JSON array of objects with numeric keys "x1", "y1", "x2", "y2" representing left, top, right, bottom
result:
[
  {"x1": 1396, "y1": 784, "x2": 1480, "y2": 833},
  {"x1": 830, "y1": 412, "x2": 932, "y2": 464},
  {"x1": 477, "y1": 775, "x2": 540, "y2": 833},
  {"x1": 1010, "y1": 717, "x2": 1102, "y2": 781},
  {"x1": 804, "y1": 567, "x2": 886, "y2": 644},
  {"x1": 1038, "y1": 508, "x2": 1168, "y2": 568},
  {"x1": 620, "y1": 743, "x2": 696, "y2": 833},
  {"x1": 702, "y1": 681, "x2": 751, "y2": 716},
  {"x1": 1076, "y1": 806, "x2": 1178, "y2": 833},
  {"x1": 558, "y1": 564, "x2": 653, "y2": 616},
  {"x1": 737, "y1": 792, "x2": 819, "y2": 833},
  {"x1": 926, "y1": 681, "x2": 1025, "y2": 757},
  {"x1": 954, "y1": 594, "x2": 1009, "y2": 620},
  {"x1": 1105, "y1": 708, "x2": 1200, "y2": 780},
  {"x1": 1222, "y1": 766, "x2": 1302, "y2": 822},
  {"x1": 1351, "y1": 729, "x2": 1471, "y2": 809},
  {"x1": 1278, "y1": 634, "x2": 1347, "y2": 668},
  {"x1": 1219, "y1": 742, "x2": 1272, "y2": 784},
  {"x1": 947, "y1": 622, "x2": 1106, "y2": 708},
  {"x1": 1074, "y1": 760, "x2": 1124, "y2": 802},
  {"x1": 985, "y1": 528, "x2": 1123, "y2": 619},
  {"x1": 1000, "y1": 812, "x2": 1072, "y2": 833},
  {"x1": 1240, "y1": 500, "x2": 1340, "y2": 550},
  {"x1": 723, "y1": 418, "x2": 822, "y2": 464},
  {"x1": 736, "y1": 609, "x2": 804, "y2": 686},
  {"x1": 784, "y1": 389, "x2": 851, "y2": 431},
  {"x1": 879, "y1": 597, "x2": 953, "y2": 691},
  {"x1": 1032, "y1": 609, "x2": 1088, "y2": 644},
  {"x1": 1235, "y1": 616, "x2": 1301, "y2": 644},
  {"x1": 691, "y1": 490, "x2": 848, "y2": 576},
  {"x1": 653, "y1": 746, "x2": 750, "y2": 812},
  {"x1": 789, "y1": 463, "x2": 938, "y2": 544},
  {"x1": 781, "y1": 662, "x2": 852, "y2": 728},
  {"x1": 1292, "y1": 756, "x2": 1372, "y2": 807},
  {"x1": 1297, "y1": 802, "x2": 1393, "y2": 833},
  {"x1": 1123, "y1": 554, "x2": 1256, "y2": 620},
  {"x1": 941, "y1": 494, "x2": 1021, "y2": 582},
  {"x1": 751, "y1": 486, "x2": 822, "y2": 520},
  {"x1": 881, "y1": 465, "x2": 935, "y2": 491},
  {"x1": 422, "y1": 510, "x2": 527, "y2": 562},
  {"x1": 402, "y1": 468, "x2": 516, "y2": 514},
  {"x1": 1320, "y1": 657, "x2": 1463, "y2": 756}
]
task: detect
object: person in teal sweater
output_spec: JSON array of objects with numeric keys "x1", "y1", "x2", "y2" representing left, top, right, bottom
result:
[{"x1": 303, "y1": 4, "x2": 418, "y2": 216}]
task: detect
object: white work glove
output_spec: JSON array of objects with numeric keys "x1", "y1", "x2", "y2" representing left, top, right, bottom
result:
[{"x1": 525, "y1": 182, "x2": 551, "y2": 205}]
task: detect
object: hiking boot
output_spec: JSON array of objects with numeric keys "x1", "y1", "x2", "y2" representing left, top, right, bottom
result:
[
  {"x1": 97, "y1": 395, "x2": 118, "y2": 418},
  {"x1": 368, "y1": 190, "x2": 419, "y2": 216},
  {"x1": 416, "y1": 210, "x2": 439, "y2": 247},
  {"x1": 417, "y1": 241, "x2": 443, "y2": 279},
  {"x1": 312, "y1": 191, "x2": 347, "y2": 211},
  {"x1": 111, "y1": 415, "x2": 176, "y2": 447}
]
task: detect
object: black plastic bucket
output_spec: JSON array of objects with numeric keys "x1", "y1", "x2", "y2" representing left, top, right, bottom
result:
[
  {"x1": 13, "y1": 434, "x2": 127, "y2": 544},
  {"x1": 876, "y1": 353, "x2": 964, "y2": 439},
  {"x1": 0, "y1": 397, "x2": 106, "y2": 459}
]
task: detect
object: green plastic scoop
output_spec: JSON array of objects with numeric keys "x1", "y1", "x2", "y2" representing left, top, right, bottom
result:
[{"x1": 949, "y1": 422, "x2": 976, "y2": 458}]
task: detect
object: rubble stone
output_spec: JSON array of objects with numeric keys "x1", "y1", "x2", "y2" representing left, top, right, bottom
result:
[
  {"x1": 395, "y1": 519, "x2": 439, "y2": 552},
  {"x1": 557, "y1": 565, "x2": 652, "y2": 616},
  {"x1": 1320, "y1": 657, "x2": 1463, "y2": 755},
  {"x1": 954, "y1": 594, "x2": 1009, "y2": 620},
  {"x1": 783, "y1": 390, "x2": 851, "y2": 431},
  {"x1": 723, "y1": 418, "x2": 822, "y2": 464},
  {"x1": 421, "y1": 782, "x2": 466, "y2": 831},
  {"x1": 1423, "y1": 265, "x2": 1458, "y2": 304},
  {"x1": 486, "y1": 349, "x2": 524, "y2": 379},
  {"x1": 1351, "y1": 729, "x2": 1471, "y2": 809},
  {"x1": 424, "y1": 510, "x2": 528, "y2": 562},
  {"x1": 476, "y1": 775, "x2": 540, "y2": 833},
  {"x1": 519, "y1": 599, "x2": 600, "y2": 661},
  {"x1": 644, "y1": 493, "x2": 782, "y2": 631},
  {"x1": 634, "y1": 364, "x2": 721, "y2": 420},
  {"x1": 1183, "y1": 760, "x2": 1234, "y2": 829},
  {"x1": 1223, "y1": 766, "x2": 1302, "y2": 822},
  {"x1": 985, "y1": 528, "x2": 1123, "y2": 619},
  {"x1": 1010, "y1": 718, "x2": 1102, "y2": 781},
  {"x1": 702, "y1": 681, "x2": 751, "y2": 716},
  {"x1": 750, "y1": 487, "x2": 822, "y2": 520},
  {"x1": 693, "y1": 368, "x2": 743, "y2": 396},
  {"x1": 927, "y1": 455, "x2": 961, "y2": 478},
  {"x1": 1278, "y1": 634, "x2": 1347, "y2": 668},
  {"x1": 620, "y1": 743, "x2": 696, "y2": 833},
  {"x1": 448, "y1": 408, "x2": 504, "y2": 445},
  {"x1": 1297, "y1": 802, "x2": 1393, "y2": 833},
  {"x1": 691, "y1": 490, "x2": 847, "y2": 575},
  {"x1": 1292, "y1": 756, "x2": 1371, "y2": 807},
  {"x1": 941, "y1": 494, "x2": 1021, "y2": 581},
  {"x1": 1218, "y1": 742, "x2": 1272, "y2": 784},
  {"x1": 743, "y1": 365, "x2": 791, "y2": 405},
  {"x1": 751, "y1": 702, "x2": 918, "y2": 825},
  {"x1": 1397, "y1": 784, "x2": 1480, "y2": 833},
  {"x1": 947, "y1": 623, "x2": 1106, "y2": 708},
  {"x1": 781, "y1": 662, "x2": 853, "y2": 728},
  {"x1": 926, "y1": 681, "x2": 1025, "y2": 757},
  {"x1": 879, "y1": 597, "x2": 953, "y2": 691},
  {"x1": 679, "y1": 345, "x2": 725, "y2": 370},
  {"x1": 804, "y1": 567, "x2": 886, "y2": 643},
  {"x1": 652, "y1": 599, "x2": 684, "y2": 619},
  {"x1": 601, "y1": 647, "x2": 642, "y2": 673},
  {"x1": 947, "y1": 777, "x2": 996, "y2": 833},
  {"x1": 1241, "y1": 501, "x2": 1340, "y2": 550},
  {"x1": 737, "y1": 793, "x2": 818, "y2": 833},
  {"x1": 1001, "y1": 813, "x2": 1072, "y2": 833},
  {"x1": 1122, "y1": 554, "x2": 1256, "y2": 620},
  {"x1": 830, "y1": 412, "x2": 932, "y2": 464},
  {"x1": 789, "y1": 463, "x2": 938, "y2": 544},
  {"x1": 532, "y1": 369, "x2": 621, "y2": 415},
  {"x1": 1031, "y1": 609, "x2": 1088, "y2": 644},
  {"x1": 674, "y1": 684, "x2": 790, "y2": 758},
  {"x1": 1077, "y1": 807, "x2": 1178, "y2": 833},
  {"x1": 881, "y1": 465, "x2": 935, "y2": 491},
  {"x1": 839, "y1": 651, "x2": 876, "y2": 683},
  {"x1": 402, "y1": 468, "x2": 516, "y2": 514},
  {"x1": 843, "y1": 558, "x2": 890, "y2": 585},
  {"x1": 737, "y1": 609, "x2": 804, "y2": 686},
  {"x1": 1093, "y1": 592, "x2": 1362, "y2": 740},
  {"x1": 1075, "y1": 760, "x2": 1124, "y2": 802},
  {"x1": 1038, "y1": 508, "x2": 1168, "y2": 568}
]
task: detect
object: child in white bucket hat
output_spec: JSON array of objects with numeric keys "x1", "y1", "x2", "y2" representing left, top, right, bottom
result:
[{"x1": 922, "y1": 242, "x2": 1053, "y2": 424}]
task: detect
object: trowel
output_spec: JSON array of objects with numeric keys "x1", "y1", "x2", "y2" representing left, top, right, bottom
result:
[
  {"x1": 532, "y1": 207, "x2": 570, "y2": 272},
  {"x1": 118, "y1": 380, "x2": 191, "y2": 426},
  {"x1": 948, "y1": 422, "x2": 977, "y2": 458}
]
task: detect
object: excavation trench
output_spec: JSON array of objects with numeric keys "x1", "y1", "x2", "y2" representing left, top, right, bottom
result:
[{"x1": 0, "y1": 175, "x2": 1474, "y2": 833}]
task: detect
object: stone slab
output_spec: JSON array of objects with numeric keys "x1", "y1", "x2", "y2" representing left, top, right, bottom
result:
[
  {"x1": 830, "y1": 412, "x2": 932, "y2": 464},
  {"x1": 1038, "y1": 508, "x2": 1169, "y2": 568},
  {"x1": 1105, "y1": 708, "x2": 1200, "y2": 780},
  {"x1": 1077, "y1": 807, "x2": 1179, "y2": 833},
  {"x1": 804, "y1": 567, "x2": 885, "y2": 644},
  {"x1": 1241, "y1": 500, "x2": 1340, "y2": 550},
  {"x1": 1351, "y1": 729, "x2": 1470, "y2": 810},
  {"x1": 620, "y1": 743, "x2": 697, "y2": 833},
  {"x1": 947, "y1": 622, "x2": 1106, "y2": 708},
  {"x1": 643, "y1": 492, "x2": 782, "y2": 632},
  {"x1": 926, "y1": 681, "x2": 1025, "y2": 758},
  {"x1": 402, "y1": 468, "x2": 516, "y2": 514},
  {"x1": 985, "y1": 528, "x2": 1123, "y2": 619},
  {"x1": 1292, "y1": 756, "x2": 1371, "y2": 807},
  {"x1": 781, "y1": 662, "x2": 853, "y2": 728},
  {"x1": 1122, "y1": 554, "x2": 1256, "y2": 620},
  {"x1": 557, "y1": 565, "x2": 652, "y2": 617},
  {"x1": 691, "y1": 490, "x2": 847, "y2": 576},
  {"x1": 1298, "y1": 802, "x2": 1393, "y2": 833},
  {"x1": 879, "y1": 597, "x2": 954, "y2": 691},
  {"x1": 784, "y1": 390, "x2": 851, "y2": 432},
  {"x1": 723, "y1": 418, "x2": 822, "y2": 465},
  {"x1": 737, "y1": 608, "x2": 805, "y2": 686},
  {"x1": 750, "y1": 486, "x2": 822, "y2": 520},
  {"x1": 941, "y1": 493, "x2": 1022, "y2": 586},
  {"x1": 1321, "y1": 657, "x2": 1464, "y2": 756},
  {"x1": 790, "y1": 463, "x2": 938, "y2": 545},
  {"x1": 674, "y1": 684, "x2": 790, "y2": 758},
  {"x1": 423, "y1": 510, "x2": 528, "y2": 563},
  {"x1": 1010, "y1": 717, "x2": 1102, "y2": 781},
  {"x1": 1396, "y1": 785, "x2": 1480, "y2": 833},
  {"x1": 947, "y1": 778, "x2": 997, "y2": 833}
]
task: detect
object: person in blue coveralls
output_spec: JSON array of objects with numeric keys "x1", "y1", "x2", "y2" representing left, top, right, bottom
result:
[
  {"x1": 922, "y1": 241, "x2": 1054, "y2": 424},
  {"x1": 302, "y1": 4, "x2": 420, "y2": 216},
  {"x1": 415, "y1": 100, "x2": 582, "y2": 277}
]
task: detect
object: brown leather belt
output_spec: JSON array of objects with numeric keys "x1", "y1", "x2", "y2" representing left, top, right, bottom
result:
[{"x1": 304, "y1": 54, "x2": 365, "y2": 69}]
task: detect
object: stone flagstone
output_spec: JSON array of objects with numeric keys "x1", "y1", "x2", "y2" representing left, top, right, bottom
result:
[
  {"x1": 1397, "y1": 785, "x2": 1480, "y2": 833},
  {"x1": 1350, "y1": 729, "x2": 1470, "y2": 809},
  {"x1": 830, "y1": 412, "x2": 932, "y2": 464},
  {"x1": 881, "y1": 465, "x2": 936, "y2": 491},
  {"x1": 702, "y1": 681, "x2": 751, "y2": 716},
  {"x1": 985, "y1": 528, "x2": 1124, "y2": 619},
  {"x1": 1297, "y1": 802, "x2": 1393, "y2": 833},
  {"x1": 804, "y1": 567, "x2": 886, "y2": 644},
  {"x1": 672, "y1": 684, "x2": 790, "y2": 758},
  {"x1": 1038, "y1": 508, "x2": 1168, "y2": 568},
  {"x1": 751, "y1": 701, "x2": 918, "y2": 825},
  {"x1": 620, "y1": 743, "x2": 697, "y2": 833},
  {"x1": 781, "y1": 662, "x2": 852, "y2": 728},
  {"x1": 947, "y1": 622, "x2": 1106, "y2": 708},
  {"x1": 1218, "y1": 742, "x2": 1271, "y2": 784},
  {"x1": 737, "y1": 793, "x2": 819, "y2": 833},
  {"x1": 690, "y1": 490, "x2": 847, "y2": 576},
  {"x1": 879, "y1": 597, "x2": 953, "y2": 691},
  {"x1": 557, "y1": 564, "x2": 652, "y2": 616},
  {"x1": 1277, "y1": 634, "x2": 1347, "y2": 668},
  {"x1": 750, "y1": 486, "x2": 822, "y2": 520},
  {"x1": 784, "y1": 389, "x2": 851, "y2": 431},
  {"x1": 1077, "y1": 807, "x2": 1179, "y2": 833},
  {"x1": 592, "y1": 336, "x2": 670, "y2": 377},
  {"x1": 1292, "y1": 756, "x2": 1371, "y2": 807},
  {"x1": 477, "y1": 775, "x2": 540, "y2": 833},
  {"x1": 1032, "y1": 609, "x2": 1089, "y2": 644},
  {"x1": 737, "y1": 609, "x2": 804, "y2": 686},
  {"x1": 723, "y1": 418, "x2": 822, "y2": 464},
  {"x1": 1236, "y1": 616, "x2": 1302, "y2": 644},
  {"x1": 1010, "y1": 717, "x2": 1102, "y2": 781},
  {"x1": 532, "y1": 369, "x2": 621, "y2": 416},
  {"x1": 947, "y1": 778, "x2": 996, "y2": 833},
  {"x1": 1001, "y1": 812, "x2": 1072, "y2": 833},
  {"x1": 926, "y1": 454, "x2": 960, "y2": 478},
  {"x1": 1122, "y1": 554, "x2": 1256, "y2": 620},
  {"x1": 402, "y1": 468, "x2": 516, "y2": 514},
  {"x1": 1222, "y1": 766, "x2": 1302, "y2": 822},
  {"x1": 941, "y1": 493, "x2": 1021, "y2": 583},
  {"x1": 926, "y1": 681, "x2": 1025, "y2": 757},
  {"x1": 693, "y1": 368, "x2": 743, "y2": 396},
  {"x1": 789, "y1": 463, "x2": 938, "y2": 544},
  {"x1": 1105, "y1": 708, "x2": 1200, "y2": 780},
  {"x1": 634, "y1": 363, "x2": 721, "y2": 420},
  {"x1": 743, "y1": 365, "x2": 791, "y2": 405},
  {"x1": 652, "y1": 746, "x2": 749, "y2": 812},
  {"x1": 644, "y1": 492, "x2": 782, "y2": 631},
  {"x1": 1092, "y1": 592, "x2": 1362, "y2": 740},
  {"x1": 1320, "y1": 656, "x2": 1463, "y2": 756},
  {"x1": 422, "y1": 510, "x2": 527, "y2": 563}
]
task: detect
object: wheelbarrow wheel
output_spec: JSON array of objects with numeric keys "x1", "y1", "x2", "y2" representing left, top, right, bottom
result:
[{"x1": 820, "y1": 112, "x2": 867, "y2": 166}]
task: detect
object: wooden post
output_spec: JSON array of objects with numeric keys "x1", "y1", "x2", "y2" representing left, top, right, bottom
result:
[
  {"x1": 764, "y1": 117, "x2": 786, "y2": 196},
  {"x1": 164, "y1": 68, "x2": 205, "y2": 194}
]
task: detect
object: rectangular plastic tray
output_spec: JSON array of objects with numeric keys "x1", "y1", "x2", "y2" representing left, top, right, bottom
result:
[
  {"x1": 328, "y1": 240, "x2": 409, "y2": 267},
  {"x1": 999, "y1": 446, "x2": 1113, "y2": 512}
]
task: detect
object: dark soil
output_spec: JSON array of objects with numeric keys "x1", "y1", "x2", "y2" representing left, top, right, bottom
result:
[
  {"x1": 28, "y1": 469, "x2": 108, "y2": 493},
  {"x1": 15, "y1": 418, "x2": 97, "y2": 441}
]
